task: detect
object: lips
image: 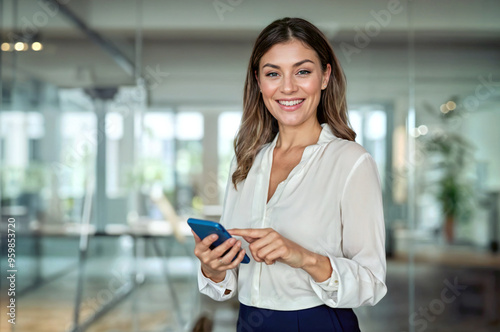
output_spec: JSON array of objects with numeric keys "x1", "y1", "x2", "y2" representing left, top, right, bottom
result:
[
  {"x1": 277, "y1": 99, "x2": 305, "y2": 106},
  {"x1": 275, "y1": 98, "x2": 305, "y2": 112}
]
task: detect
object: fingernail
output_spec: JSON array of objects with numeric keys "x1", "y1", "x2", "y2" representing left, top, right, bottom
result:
[
  {"x1": 229, "y1": 238, "x2": 236, "y2": 244},
  {"x1": 211, "y1": 234, "x2": 217, "y2": 239}
]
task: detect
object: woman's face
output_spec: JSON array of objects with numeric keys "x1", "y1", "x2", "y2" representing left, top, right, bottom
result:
[{"x1": 257, "y1": 39, "x2": 331, "y2": 130}]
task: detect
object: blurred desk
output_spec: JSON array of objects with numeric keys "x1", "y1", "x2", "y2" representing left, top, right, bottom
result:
[
  {"x1": 393, "y1": 244, "x2": 500, "y2": 269},
  {"x1": 29, "y1": 217, "x2": 194, "y2": 238},
  {"x1": 393, "y1": 244, "x2": 500, "y2": 322},
  {"x1": 26, "y1": 218, "x2": 197, "y2": 332}
]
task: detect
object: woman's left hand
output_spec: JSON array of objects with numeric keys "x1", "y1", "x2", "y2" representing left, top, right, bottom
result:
[{"x1": 228, "y1": 228, "x2": 306, "y2": 268}]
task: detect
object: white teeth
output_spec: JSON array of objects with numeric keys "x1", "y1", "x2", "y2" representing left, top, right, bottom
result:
[{"x1": 278, "y1": 99, "x2": 304, "y2": 106}]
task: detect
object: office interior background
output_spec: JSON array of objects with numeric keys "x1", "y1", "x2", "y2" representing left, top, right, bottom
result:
[{"x1": 0, "y1": 0, "x2": 499, "y2": 331}]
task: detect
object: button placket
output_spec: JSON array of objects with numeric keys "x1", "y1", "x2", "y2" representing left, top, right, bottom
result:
[
  {"x1": 263, "y1": 206, "x2": 274, "y2": 227},
  {"x1": 249, "y1": 135, "x2": 322, "y2": 307}
]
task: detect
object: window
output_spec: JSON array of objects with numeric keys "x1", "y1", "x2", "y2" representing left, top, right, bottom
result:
[
  {"x1": 349, "y1": 108, "x2": 387, "y2": 190},
  {"x1": 141, "y1": 111, "x2": 204, "y2": 216},
  {"x1": 217, "y1": 111, "x2": 242, "y2": 203}
]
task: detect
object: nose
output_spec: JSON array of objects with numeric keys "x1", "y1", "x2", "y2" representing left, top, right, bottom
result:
[{"x1": 280, "y1": 74, "x2": 297, "y2": 94}]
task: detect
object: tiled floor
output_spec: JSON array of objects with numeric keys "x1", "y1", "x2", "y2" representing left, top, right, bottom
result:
[{"x1": 1, "y1": 255, "x2": 499, "y2": 332}]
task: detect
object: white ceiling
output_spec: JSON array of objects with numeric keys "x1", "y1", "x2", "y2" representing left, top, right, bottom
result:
[
  {"x1": 3, "y1": 0, "x2": 499, "y2": 39},
  {"x1": 1, "y1": 0, "x2": 499, "y2": 108}
]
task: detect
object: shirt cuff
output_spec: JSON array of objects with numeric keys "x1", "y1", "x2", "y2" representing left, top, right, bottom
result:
[
  {"x1": 309, "y1": 253, "x2": 340, "y2": 292},
  {"x1": 198, "y1": 267, "x2": 234, "y2": 297}
]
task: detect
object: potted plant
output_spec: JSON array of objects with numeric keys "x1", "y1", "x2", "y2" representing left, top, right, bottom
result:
[{"x1": 420, "y1": 101, "x2": 476, "y2": 243}]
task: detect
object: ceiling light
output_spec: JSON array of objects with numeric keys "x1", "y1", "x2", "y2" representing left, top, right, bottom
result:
[
  {"x1": 14, "y1": 42, "x2": 24, "y2": 51},
  {"x1": 1, "y1": 42, "x2": 11, "y2": 51},
  {"x1": 446, "y1": 101, "x2": 456, "y2": 111},
  {"x1": 32, "y1": 42, "x2": 43, "y2": 51},
  {"x1": 418, "y1": 125, "x2": 428, "y2": 135}
]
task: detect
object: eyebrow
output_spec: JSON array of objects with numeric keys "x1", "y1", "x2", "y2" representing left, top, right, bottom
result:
[{"x1": 262, "y1": 59, "x2": 315, "y2": 70}]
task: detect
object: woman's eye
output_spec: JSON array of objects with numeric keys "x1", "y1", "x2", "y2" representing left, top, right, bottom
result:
[
  {"x1": 297, "y1": 70, "x2": 311, "y2": 75},
  {"x1": 265, "y1": 72, "x2": 278, "y2": 77}
]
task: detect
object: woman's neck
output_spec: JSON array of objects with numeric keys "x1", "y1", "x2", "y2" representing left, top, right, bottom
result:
[{"x1": 276, "y1": 120, "x2": 323, "y2": 151}]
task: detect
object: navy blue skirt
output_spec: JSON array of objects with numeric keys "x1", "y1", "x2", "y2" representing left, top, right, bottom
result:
[{"x1": 237, "y1": 303, "x2": 360, "y2": 332}]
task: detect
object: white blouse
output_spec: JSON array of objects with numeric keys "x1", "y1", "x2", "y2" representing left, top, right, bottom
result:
[{"x1": 198, "y1": 122, "x2": 387, "y2": 310}]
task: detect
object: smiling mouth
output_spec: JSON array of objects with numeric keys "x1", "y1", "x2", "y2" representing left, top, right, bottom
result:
[{"x1": 277, "y1": 99, "x2": 305, "y2": 106}]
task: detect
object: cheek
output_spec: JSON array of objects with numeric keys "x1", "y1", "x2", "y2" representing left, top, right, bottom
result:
[
  {"x1": 260, "y1": 82, "x2": 277, "y2": 97},
  {"x1": 262, "y1": 96, "x2": 277, "y2": 115},
  {"x1": 301, "y1": 79, "x2": 322, "y2": 94},
  {"x1": 261, "y1": 87, "x2": 279, "y2": 111}
]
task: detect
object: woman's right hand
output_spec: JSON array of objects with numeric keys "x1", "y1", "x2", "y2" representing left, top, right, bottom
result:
[{"x1": 192, "y1": 230, "x2": 246, "y2": 283}]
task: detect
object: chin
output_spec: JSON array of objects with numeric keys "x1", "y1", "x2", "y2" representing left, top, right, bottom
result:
[{"x1": 275, "y1": 117, "x2": 309, "y2": 128}]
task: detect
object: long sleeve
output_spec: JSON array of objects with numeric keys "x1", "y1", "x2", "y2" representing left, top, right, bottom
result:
[
  {"x1": 198, "y1": 264, "x2": 238, "y2": 301},
  {"x1": 197, "y1": 155, "x2": 239, "y2": 301},
  {"x1": 309, "y1": 153, "x2": 387, "y2": 308}
]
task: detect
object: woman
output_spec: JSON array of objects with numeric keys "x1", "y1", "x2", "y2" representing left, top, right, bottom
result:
[{"x1": 193, "y1": 17, "x2": 387, "y2": 331}]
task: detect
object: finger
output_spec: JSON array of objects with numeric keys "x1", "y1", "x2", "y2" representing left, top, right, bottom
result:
[
  {"x1": 229, "y1": 228, "x2": 268, "y2": 238},
  {"x1": 263, "y1": 247, "x2": 286, "y2": 265},
  {"x1": 248, "y1": 233, "x2": 277, "y2": 257},
  {"x1": 242, "y1": 236, "x2": 259, "y2": 244},
  {"x1": 255, "y1": 240, "x2": 282, "y2": 262},
  {"x1": 225, "y1": 249, "x2": 247, "y2": 270},
  {"x1": 211, "y1": 237, "x2": 237, "y2": 258},
  {"x1": 198, "y1": 233, "x2": 219, "y2": 251},
  {"x1": 221, "y1": 239, "x2": 242, "y2": 264},
  {"x1": 227, "y1": 228, "x2": 240, "y2": 235},
  {"x1": 230, "y1": 229, "x2": 271, "y2": 244}
]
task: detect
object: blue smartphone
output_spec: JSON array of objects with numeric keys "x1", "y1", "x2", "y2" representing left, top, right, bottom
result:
[{"x1": 187, "y1": 218, "x2": 250, "y2": 264}]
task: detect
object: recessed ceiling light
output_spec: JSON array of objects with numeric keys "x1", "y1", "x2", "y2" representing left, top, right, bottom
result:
[
  {"x1": 446, "y1": 101, "x2": 456, "y2": 110},
  {"x1": 14, "y1": 42, "x2": 24, "y2": 51},
  {"x1": 32, "y1": 42, "x2": 43, "y2": 51},
  {"x1": 418, "y1": 125, "x2": 428, "y2": 135},
  {"x1": 1, "y1": 42, "x2": 11, "y2": 51}
]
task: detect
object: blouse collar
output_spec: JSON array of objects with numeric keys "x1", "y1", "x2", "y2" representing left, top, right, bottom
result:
[{"x1": 270, "y1": 122, "x2": 337, "y2": 149}]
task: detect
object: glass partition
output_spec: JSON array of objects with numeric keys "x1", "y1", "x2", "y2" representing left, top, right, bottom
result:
[
  {"x1": 409, "y1": 1, "x2": 500, "y2": 330},
  {"x1": 1, "y1": 1, "x2": 498, "y2": 331}
]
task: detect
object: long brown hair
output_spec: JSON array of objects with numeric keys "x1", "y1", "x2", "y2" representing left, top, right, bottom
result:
[{"x1": 232, "y1": 17, "x2": 356, "y2": 189}]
